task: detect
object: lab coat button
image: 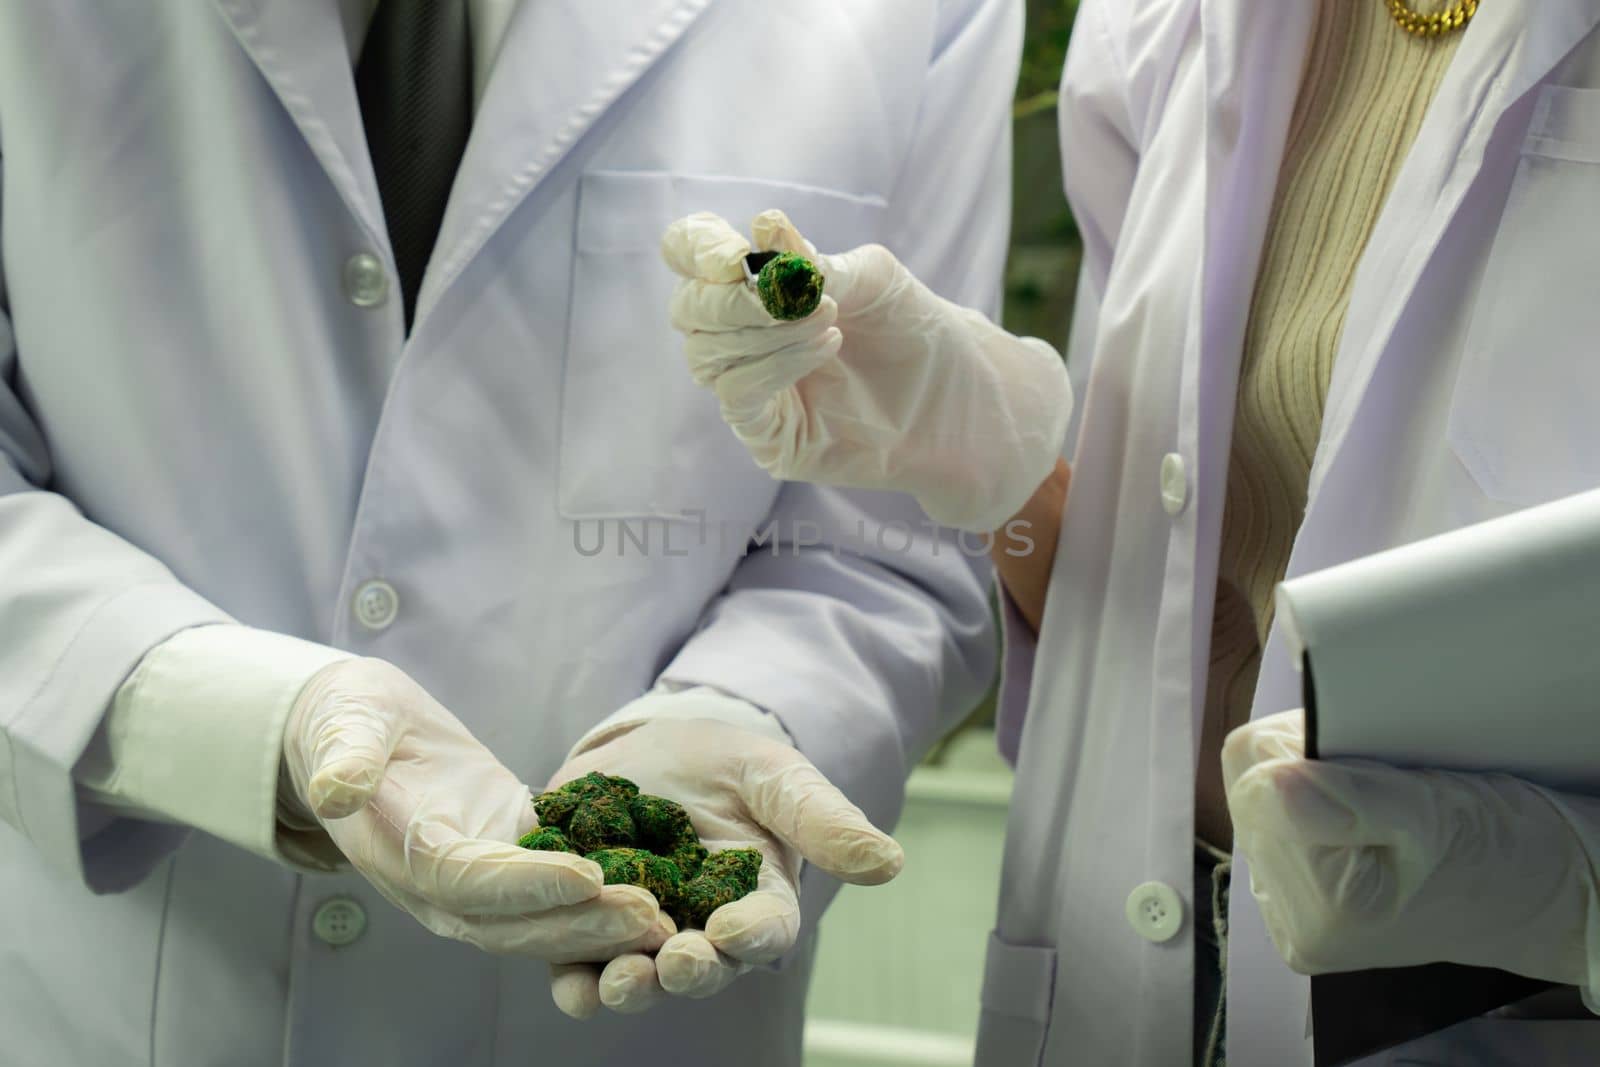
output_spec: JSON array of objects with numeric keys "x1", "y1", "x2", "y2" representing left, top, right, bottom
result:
[
  {"x1": 1125, "y1": 881, "x2": 1183, "y2": 943},
  {"x1": 343, "y1": 253, "x2": 389, "y2": 308},
  {"x1": 1160, "y1": 454, "x2": 1188, "y2": 516},
  {"x1": 312, "y1": 897, "x2": 366, "y2": 947},
  {"x1": 353, "y1": 579, "x2": 399, "y2": 631}
]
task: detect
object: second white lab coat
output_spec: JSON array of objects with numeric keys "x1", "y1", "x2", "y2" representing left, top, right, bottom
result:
[
  {"x1": 979, "y1": 1, "x2": 1600, "y2": 1064},
  {"x1": 0, "y1": 2, "x2": 1018, "y2": 1064}
]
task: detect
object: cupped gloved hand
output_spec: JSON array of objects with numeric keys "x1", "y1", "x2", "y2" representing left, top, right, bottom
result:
[
  {"x1": 281, "y1": 658, "x2": 673, "y2": 962},
  {"x1": 661, "y1": 210, "x2": 1073, "y2": 534},
  {"x1": 1223, "y1": 710, "x2": 1600, "y2": 1005},
  {"x1": 544, "y1": 714, "x2": 904, "y2": 1019}
]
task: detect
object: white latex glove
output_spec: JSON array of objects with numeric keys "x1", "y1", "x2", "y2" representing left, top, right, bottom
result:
[
  {"x1": 282, "y1": 658, "x2": 673, "y2": 962},
  {"x1": 662, "y1": 210, "x2": 1073, "y2": 534},
  {"x1": 1223, "y1": 710, "x2": 1600, "y2": 1008},
  {"x1": 544, "y1": 714, "x2": 904, "y2": 1019}
]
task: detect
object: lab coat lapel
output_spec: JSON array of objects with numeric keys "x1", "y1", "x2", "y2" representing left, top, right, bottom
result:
[
  {"x1": 1309, "y1": 0, "x2": 1600, "y2": 503},
  {"x1": 1195, "y1": 0, "x2": 1316, "y2": 451},
  {"x1": 1185, "y1": 0, "x2": 1316, "y2": 724},
  {"x1": 1181, "y1": 15, "x2": 1316, "y2": 1063},
  {"x1": 210, "y1": 0, "x2": 388, "y2": 251},
  {"x1": 412, "y1": 0, "x2": 716, "y2": 330}
]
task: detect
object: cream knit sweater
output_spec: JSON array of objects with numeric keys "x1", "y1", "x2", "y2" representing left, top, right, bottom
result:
[{"x1": 1195, "y1": 1, "x2": 1465, "y2": 848}]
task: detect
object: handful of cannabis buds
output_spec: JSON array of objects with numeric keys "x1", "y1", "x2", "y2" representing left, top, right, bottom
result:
[{"x1": 520, "y1": 772, "x2": 762, "y2": 929}]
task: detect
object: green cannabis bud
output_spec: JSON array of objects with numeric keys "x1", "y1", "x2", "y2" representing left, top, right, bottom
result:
[
  {"x1": 630, "y1": 794, "x2": 708, "y2": 879},
  {"x1": 675, "y1": 847, "x2": 763, "y2": 929},
  {"x1": 517, "y1": 825, "x2": 578, "y2": 854},
  {"x1": 533, "y1": 771, "x2": 639, "y2": 829},
  {"x1": 586, "y1": 847, "x2": 685, "y2": 909},
  {"x1": 526, "y1": 773, "x2": 763, "y2": 929},
  {"x1": 756, "y1": 252, "x2": 825, "y2": 321},
  {"x1": 567, "y1": 794, "x2": 637, "y2": 853}
]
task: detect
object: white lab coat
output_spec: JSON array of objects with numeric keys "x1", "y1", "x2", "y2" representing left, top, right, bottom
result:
[
  {"x1": 0, "y1": 2, "x2": 1019, "y2": 1064},
  {"x1": 979, "y1": 1, "x2": 1600, "y2": 1064}
]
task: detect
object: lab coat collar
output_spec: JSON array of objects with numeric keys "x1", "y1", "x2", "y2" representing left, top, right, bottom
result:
[
  {"x1": 210, "y1": 0, "x2": 389, "y2": 254},
  {"x1": 210, "y1": 0, "x2": 717, "y2": 337},
  {"x1": 414, "y1": 0, "x2": 716, "y2": 331}
]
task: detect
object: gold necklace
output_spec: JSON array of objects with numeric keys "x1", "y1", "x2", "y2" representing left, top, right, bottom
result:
[{"x1": 1385, "y1": 0, "x2": 1478, "y2": 36}]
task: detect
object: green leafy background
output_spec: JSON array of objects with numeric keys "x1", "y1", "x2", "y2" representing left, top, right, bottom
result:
[{"x1": 1004, "y1": 0, "x2": 1080, "y2": 351}]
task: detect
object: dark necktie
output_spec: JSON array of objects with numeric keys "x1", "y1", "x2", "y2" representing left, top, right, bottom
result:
[{"x1": 355, "y1": 1, "x2": 472, "y2": 331}]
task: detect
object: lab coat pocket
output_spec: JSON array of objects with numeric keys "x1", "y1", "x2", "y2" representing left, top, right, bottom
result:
[
  {"x1": 1447, "y1": 85, "x2": 1600, "y2": 507},
  {"x1": 560, "y1": 170, "x2": 887, "y2": 522},
  {"x1": 973, "y1": 931, "x2": 1057, "y2": 1066}
]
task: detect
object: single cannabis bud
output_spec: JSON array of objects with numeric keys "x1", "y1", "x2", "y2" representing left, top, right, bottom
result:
[
  {"x1": 752, "y1": 251, "x2": 825, "y2": 321},
  {"x1": 586, "y1": 847, "x2": 685, "y2": 911},
  {"x1": 567, "y1": 794, "x2": 637, "y2": 853},
  {"x1": 675, "y1": 848, "x2": 763, "y2": 928},
  {"x1": 667, "y1": 841, "x2": 710, "y2": 882},
  {"x1": 517, "y1": 825, "x2": 578, "y2": 854},
  {"x1": 526, "y1": 773, "x2": 763, "y2": 929},
  {"x1": 630, "y1": 795, "x2": 708, "y2": 879},
  {"x1": 533, "y1": 771, "x2": 637, "y2": 829}
]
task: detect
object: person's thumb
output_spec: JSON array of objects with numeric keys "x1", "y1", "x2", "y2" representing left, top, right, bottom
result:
[
  {"x1": 751, "y1": 209, "x2": 818, "y2": 258},
  {"x1": 292, "y1": 683, "x2": 398, "y2": 821},
  {"x1": 661, "y1": 212, "x2": 751, "y2": 283},
  {"x1": 738, "y1": 748, "x2": 904, "y2": 885}
]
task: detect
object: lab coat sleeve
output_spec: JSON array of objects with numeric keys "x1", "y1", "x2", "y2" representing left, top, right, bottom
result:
[
  {"x1": 76, "y1": 626, "x2": 354, "y2": 880},
  {"x1": 657, "y1": 0, "x2": 1018, "y2": 932},
  {"x1": 0, "y1": 156, "x2": 334, "y2": 891}
]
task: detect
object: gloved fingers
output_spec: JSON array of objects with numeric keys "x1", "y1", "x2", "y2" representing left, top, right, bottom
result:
[
  {"x1": 655, "y1": 930, "x2": 750, "y2": 999},
  {"x1": 706, "y1": 328, "x2": 843, "y2": 424},
  {"x1": 1229, "y1": 760, "x2": 1352, "y2": 857},
  {"x1": 1220, "y1": 709, "x2": 1307, "y2": 793},
  {"x1": 641, "y1": 907, "x2": 679, "y2": 951},
  {"x1": 396, "y1": 819, "x2": 605, "y2": 914},
  {"x1": 815, "y1": 242, "x2": 905, "y2": 318},
  {"x1": 682, "y1": 297, "x2": 840, "y2": 384},
  {"x1": 598, "y1": 953, "x2": 666, "y2": 1015},
  {"x1": 299, "y1": 696, "x2": 397, "y2": 820},
  {"x1": 703, "y1": 860, "x2": 802, "y2": 964},
  {"x1": 450, "y1": 885, "x2": 667, "y2": 961},
  {"x1": 737, "y1": 749, "x2": 904, "y2": 885},
  {"x1": 1230, "y1": 753, "x2": 1447, "y2": 856},
  {"x1": 751, "y1": 208, "x2": 818, "y2": 257},
  {"x1": 669, "y1": 277, "x2": 782, "y2": 333},
  {"x1": 347, "y1": 774, "x2": 604, "y2": 915},
  {"x1": 661, "y1": 212, "x2": 751, "y2": 283},
  {"x1": 549, "y1": 964, "x2": 602, "y2": 1020}
]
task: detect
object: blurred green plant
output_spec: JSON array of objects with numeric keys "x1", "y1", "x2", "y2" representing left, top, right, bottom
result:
[{"x1": 1013, "y1": 0, "x2": 1076, "y2": 117}]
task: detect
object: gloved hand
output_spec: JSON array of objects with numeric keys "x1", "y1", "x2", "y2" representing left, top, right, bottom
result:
[
  {"x1": 1223, "y1": 710, "x2": 1600, "y2": 1006},
  {"x1": 661, "y1": 210, "x2": 1073, "y2": 534},
  {"x1": 281, "y1": 658, "x2": 673, "y2": 962},
  {"x1": 543, "y1": 713, "x2": 904, "y2": 1019}
]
